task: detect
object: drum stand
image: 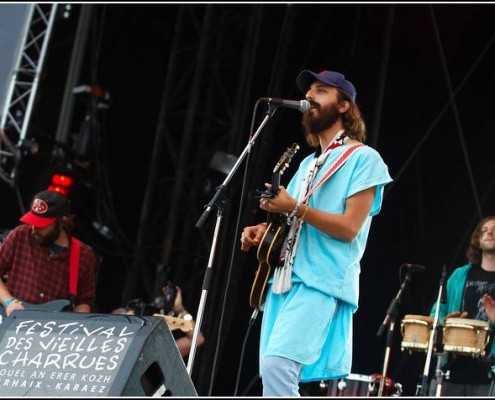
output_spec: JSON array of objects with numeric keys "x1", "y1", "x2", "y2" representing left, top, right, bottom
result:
[{"x1": 433, "y1": 351, "x2": 448, "y2": 396}]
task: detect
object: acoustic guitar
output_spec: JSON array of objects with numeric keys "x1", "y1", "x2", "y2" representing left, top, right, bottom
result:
[
  {"x1": 0, "y1": 298, "x2": 72, "y2": 320},
  {"x1": 249, "y1": 143, "x2": 300, "y2": 310}
]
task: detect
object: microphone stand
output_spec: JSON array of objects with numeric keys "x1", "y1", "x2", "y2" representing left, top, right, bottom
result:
[
  {"x1": 376, "y1": 269, "x2": 413, "y2": 396},
  {"x1": 186, "y1": 103, "x2": 278, "y2": 376},
  {"x1": 417, "y1": 266, "x2": 446, "y2": 396}
]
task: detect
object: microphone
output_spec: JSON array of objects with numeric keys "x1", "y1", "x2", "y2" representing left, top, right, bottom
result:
[
  {"x1": 402, "y1": 263, "x2": 426, "y2": 273},
  {"x1": 260, "y1": 97, "x2": 311, "y2": 113},
  {"x1": 440, "y1": 264, "x2": 448, "y2": 304}
]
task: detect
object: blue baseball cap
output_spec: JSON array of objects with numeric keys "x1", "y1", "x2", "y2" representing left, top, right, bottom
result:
[{"x1": 296, "y1": 70, "x2": 357, "y2": 102}]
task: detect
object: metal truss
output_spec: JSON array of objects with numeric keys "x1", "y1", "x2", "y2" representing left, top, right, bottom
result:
[
  {"x1": 0, "y1": 3, "x2": 58, "y2": 187},
  {"x1": 123, "y1": 4, "x2": 269, "y2": 303},
  {"x1": 116, "y1": 4, "x2": 298, "y2": 394}
]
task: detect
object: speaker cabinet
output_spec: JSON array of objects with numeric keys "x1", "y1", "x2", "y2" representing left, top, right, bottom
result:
[{"x1": 0, "y1": 311, "x2": 197, "y2": 396}]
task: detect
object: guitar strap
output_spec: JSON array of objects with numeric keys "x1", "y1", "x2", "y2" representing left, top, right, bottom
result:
[
  {"x1": 273, "y1": 137, "x2": 364, "y2": 294},
  {"x1": 69, "y1": 237, "x2": 81, "y2": 305},
  {"x1": 303, "y1": 143, "x2": 364, "y2": 203}
]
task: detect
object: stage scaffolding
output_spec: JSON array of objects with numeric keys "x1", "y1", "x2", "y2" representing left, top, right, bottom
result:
[{"x1": 0, "y1": 4, "x2": 58, "y2": 191}]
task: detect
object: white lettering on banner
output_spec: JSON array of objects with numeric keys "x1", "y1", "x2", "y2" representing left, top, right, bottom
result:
[{"x1": 0, "y1": 318, "x2": 139, "y2": 395}]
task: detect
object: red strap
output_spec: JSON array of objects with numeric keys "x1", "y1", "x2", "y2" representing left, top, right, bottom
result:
[
  {"x1": 69, "y1": 238, "x2": 81, "y2": 297},
  {"x1": 303, "y1": 143, "x2": 364, "y2": 203}
]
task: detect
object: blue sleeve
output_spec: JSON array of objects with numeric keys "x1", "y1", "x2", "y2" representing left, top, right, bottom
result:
[{"x1": 347, "y1": 147, "x2": 393, "y2": 216}]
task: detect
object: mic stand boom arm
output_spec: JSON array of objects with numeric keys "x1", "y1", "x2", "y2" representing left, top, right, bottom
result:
[
  {"x1": 195, "y1": 106, "x2": 277, "y2": 230},
  {"x1": 187, "y1": 105, "x2": 278, "y2": 377}
]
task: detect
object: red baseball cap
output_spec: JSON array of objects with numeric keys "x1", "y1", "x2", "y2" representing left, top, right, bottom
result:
[{"x1": 20, "y1": 190, "x2": 70, "y2": 228}]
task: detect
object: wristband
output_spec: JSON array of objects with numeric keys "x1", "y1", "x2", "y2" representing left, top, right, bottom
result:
[
  {"x1": 3, "y1": 297, "x2": 17, "y2": 308},
  {"x1": 298, "y1": 204, "x2": 310, "y2": 220},
  {"x1": 287, "y1": 202, "x2": 301, "y2": 219}
]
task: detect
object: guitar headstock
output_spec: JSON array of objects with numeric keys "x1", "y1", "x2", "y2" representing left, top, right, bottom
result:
[
  {"x1": 273, "y1": 143, "x2": 300, "y2": 175},
  {"x1": 154, "y1": 313, "x2": 193, "y2": 333},
  {"x1": 270, "y1": 143, "x2": 300, "y2": 194}
]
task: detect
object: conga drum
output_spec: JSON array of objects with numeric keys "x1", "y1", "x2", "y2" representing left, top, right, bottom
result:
[
  {"x1": 443, "y1": 318, "x2": 490, "y2": 356},
  {"x1": 400, "y1": 315, "x2": 436, "y2": 352}
]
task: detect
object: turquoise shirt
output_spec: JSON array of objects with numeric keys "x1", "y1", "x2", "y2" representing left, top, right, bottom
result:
[
  {"x1": 285, "y1": 144, "x2": 393, "y2": 310},
  {"x1": 260, "y1": 143, "x2": 392, "y2": 381},
  {"x1": 430, "y1": 263, "x2": 495, "y2": 357}
]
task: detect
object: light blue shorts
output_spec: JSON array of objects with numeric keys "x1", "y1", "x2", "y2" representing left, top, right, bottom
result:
[{"x1": 260, "y1": 281, "x2": 353, "y2": 382}]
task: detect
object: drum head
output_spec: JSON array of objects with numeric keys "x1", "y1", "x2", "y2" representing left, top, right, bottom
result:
[
  {"x1": 446, "y1": 318, "x2": 489, "y2": 329},
  {"x1": 402, "y1": 314, "x2": 434, "y2": 324}
]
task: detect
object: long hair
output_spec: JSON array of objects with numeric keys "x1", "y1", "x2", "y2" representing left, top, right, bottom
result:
[
  {"x1": 305, "y1": 88, "x2": 367, "y2": 148},
  {"x1": 466, "y1": 216, "x2": 495, "y2": 264}
]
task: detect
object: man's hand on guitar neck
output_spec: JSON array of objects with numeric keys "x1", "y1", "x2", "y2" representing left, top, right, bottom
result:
[
  {"x1": 258, "y1": 184, "x2": 298, "y2": 215},
  {"x1": 240, "y1": 223, "x2": 267, "y2": 252},
  {"x1": 241, "y1": 183, "x2": 299, "y2": 252}
]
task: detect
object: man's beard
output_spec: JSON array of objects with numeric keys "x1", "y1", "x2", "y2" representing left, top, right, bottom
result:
[
  {"x1": 481, "y1": 243, "x2": 495, "y2": 255},
  {"x1": 302, "y1": 101, "x2": 341, "y2": 136},
  {"x1": 32, "y1": 223, "x2": 61, "y2": 246}
]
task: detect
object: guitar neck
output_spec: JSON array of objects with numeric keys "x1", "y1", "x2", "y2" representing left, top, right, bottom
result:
[
  {"x1": 250, "y1": 142, "x2": 299, "y2": 310},
  {"x1": 271, "y1": 174, "x2": 280, "y2": 194}
]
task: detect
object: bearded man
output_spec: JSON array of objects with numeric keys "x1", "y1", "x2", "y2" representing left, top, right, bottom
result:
[
  {"x1": 429, "y1": 216, "x2": 495, "y2": 396},
  {"x1": 240, "y1": 69, "x2": 392, "y2": 396},
  {"x1": 0, "y1": 190, "x2": 98, "y2": 315}
]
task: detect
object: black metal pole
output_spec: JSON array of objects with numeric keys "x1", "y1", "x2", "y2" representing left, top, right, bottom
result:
[{"x1": 376, "y1": 269, "x2": 413, "y2": 396}]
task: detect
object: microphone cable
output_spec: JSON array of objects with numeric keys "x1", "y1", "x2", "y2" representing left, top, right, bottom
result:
[{"x1": 233, "y1": 309, "x2": 259, "y2": 396}]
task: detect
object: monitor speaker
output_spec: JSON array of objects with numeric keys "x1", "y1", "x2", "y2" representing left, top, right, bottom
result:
[{"x1": 0, "y1": 310, "x2": 197, "y2": 396}]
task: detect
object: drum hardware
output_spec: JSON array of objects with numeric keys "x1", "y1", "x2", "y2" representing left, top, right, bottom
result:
[
  {"x1": 320, "y1": 373, "x2": 371, "y2": 397},
  {"x1": 376, "y1": 264, "x2": 422, "y2": 396},
  {"x1": 418, "y1": 368, "x2": 450, "y2": 397},
  {"x1": 368, "y1": 373, "x2": 403, "y2": 397},
  {"x1": 392, "y1": 382, "x2": 403, "y2": 397},
  {"x1": 433, "y1": 352, "x2": 448, "y2": 397},
  {"x1": 320, "y1": 373, "x2": 402, "y2": 397}
]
